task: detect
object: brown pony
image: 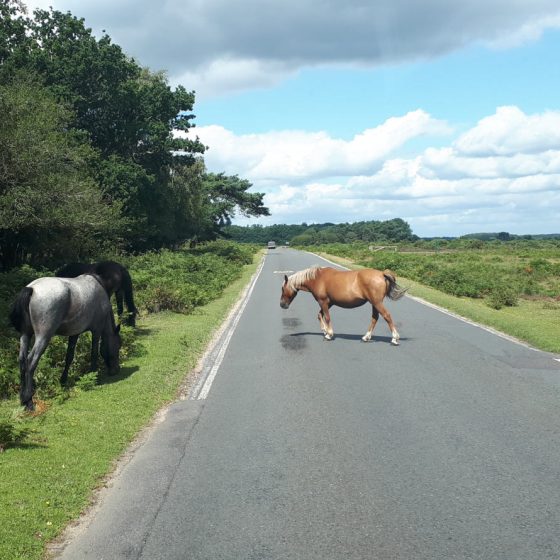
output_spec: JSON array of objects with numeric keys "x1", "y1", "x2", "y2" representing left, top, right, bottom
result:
[{"x1": 280, "y1": 266, "x2": 407, "y2": 343}]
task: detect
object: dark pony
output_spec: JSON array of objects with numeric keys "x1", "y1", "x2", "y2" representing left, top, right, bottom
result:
[
  {"x1": 56, "y1": 260, "x2": 137, "y2": 326},
  {"x1": 10, "y1": 275, "x2": 121, "y2": 410}
]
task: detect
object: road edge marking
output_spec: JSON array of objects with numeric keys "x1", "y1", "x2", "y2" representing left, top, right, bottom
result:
[{"x1": 188, "y1": 255, "x2": 266, "y2": 400}]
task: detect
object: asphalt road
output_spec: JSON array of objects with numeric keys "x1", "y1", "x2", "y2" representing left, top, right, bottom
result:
[{"x1": 57, "y1": 248, "x2": 560, "y2": 560}]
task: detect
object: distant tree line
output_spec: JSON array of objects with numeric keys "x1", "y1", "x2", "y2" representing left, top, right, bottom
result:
[
  {"x1": 460, "y1": 232, "x2": 560, "y2": 242},
  {"x1": 0, "y1": 1, "x2": 269, "y2": 270},
  {"x1": 224, "y1": 218, "x2": 417, "y2": 245}
]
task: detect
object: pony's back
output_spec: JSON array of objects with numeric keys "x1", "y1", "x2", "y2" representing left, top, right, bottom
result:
[{"x1": 56, "y1": 262, "x2": 95, "y2": 278}]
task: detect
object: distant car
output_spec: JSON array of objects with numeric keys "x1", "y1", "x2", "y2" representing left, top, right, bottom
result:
[{"x1": 267, "y1": 240, "x2": 276, "y2": 249}]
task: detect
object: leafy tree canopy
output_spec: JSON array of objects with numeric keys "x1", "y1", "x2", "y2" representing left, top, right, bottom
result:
[
  {"x1": 0, "y1": 3, "x2": 268, "y2": 266},
  {"x1": 0, "y1": 75, "x2": 122, "y2": 268},
  {"x1": 224, "y1": 218, "x2": 416, "y2": 245}
]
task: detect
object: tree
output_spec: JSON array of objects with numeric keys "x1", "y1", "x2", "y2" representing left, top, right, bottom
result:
[
  {"x1": 0, "y1": 76, "x2": 122, "y2": 269},
  {"x1": 202, "y1": 172, "x2": 270, "y2": 224},
  {"x1": 166, "y1": 164, "x2": 270, "y2": 245},
  {"x1": 1, "y1": 4, "x2": 266, "y2": 260},
  {"x1": 8, "y1": 7, "x2": 206, "y2": 249},
  {"x1": 0, "y1": 1, "x2": 29, "y2": 67}
]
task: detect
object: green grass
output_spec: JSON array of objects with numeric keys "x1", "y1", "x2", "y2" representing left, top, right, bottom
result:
[
  {"x1": 400, "y1": 277, "x2": 560, "y2": 353},
  {"x1": 317, "y1": 252, "x2": 560, "y2": 354},
  {"x1": 0, "y1": 255, "x2": 260, "y2": 560}
]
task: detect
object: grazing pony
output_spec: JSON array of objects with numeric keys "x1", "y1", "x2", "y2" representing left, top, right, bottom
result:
[
  {"x1": 280, "y1": 266, "x2": 407, "y2": 343},
  {"x1": 56, "y1": 260, "x2": 137, "y2": 326},
  {"x1": 10, "y1": 275, "x2": 121, "y2": 410}
]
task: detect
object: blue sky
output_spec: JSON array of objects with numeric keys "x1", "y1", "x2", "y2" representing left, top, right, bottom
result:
[
  {"x1": 195, "y1": 31, "x2": 560, "y2": 139},
  {"x1": 24, "y1": 1, "x2": 560, "y2": 237}
]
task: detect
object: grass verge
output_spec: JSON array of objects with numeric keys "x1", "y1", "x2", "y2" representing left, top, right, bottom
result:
[
  {"x1": 316, "y1": 252, "x2": 560, "y2": 355},
  {"x1": 0, "y1": 255, "x2": 261, "y2": 560}
]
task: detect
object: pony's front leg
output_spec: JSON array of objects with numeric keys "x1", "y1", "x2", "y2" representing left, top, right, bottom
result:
[
  {"x1": 317, "y1": 310, "x2": 328, "y2": 334},
  {"x1": 115, "y1": 290, "x2": 124, "y2": 317},
  {"x1": 90, "y1": 332, "x2": 100, "y2": 371},
  {"x1": 362, "y1": 307, "x2": 380, "y2": 342},
  {"x1": 319, "y1": 301, "x2": 334, "y2": 340},
  {"x1": 61, "y1": 335, "x2": 79, "y2": 385}
]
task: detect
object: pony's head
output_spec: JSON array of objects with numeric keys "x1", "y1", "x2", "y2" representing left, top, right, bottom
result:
[
  {"x1": 100, "y1": 323, "x2": 121, "y2": 375},
  {"x1": 280, "y1": 274, "x2": 298, "y2": 309}
]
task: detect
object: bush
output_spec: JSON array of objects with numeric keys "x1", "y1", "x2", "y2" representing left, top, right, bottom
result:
[
  {"x1": 129, "y1": 241, "x2": 254, "y2": 315},
  {"x1": 0, "y1": 419, "x2": 30, "y2": 452},
  {"x1": 75, "y1": 372, "x2": 98, "y2": 392},
  {"x1": 486, "y1": 286, "x2": 519, "y2": 309}
]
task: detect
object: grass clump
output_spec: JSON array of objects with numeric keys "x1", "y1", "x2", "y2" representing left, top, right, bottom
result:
[{"x1": 0, "y1": 417, "x2": 31, "y2": 452}]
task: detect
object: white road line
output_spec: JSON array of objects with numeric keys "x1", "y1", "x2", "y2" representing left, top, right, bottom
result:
[
  {"x1": 310, "y1": 251, "x2": 559, "y2": 359},
  {"x1": 192, "y1": 256, "x2": 266, "y2": 400},
  {"x1": 406, "y1": 294, "x2": 541, "y2": 352}
]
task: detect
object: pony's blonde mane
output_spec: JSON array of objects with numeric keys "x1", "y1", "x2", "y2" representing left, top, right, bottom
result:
[{"x1": 287, "y1": 266, "x2": 321, "y2": 290}]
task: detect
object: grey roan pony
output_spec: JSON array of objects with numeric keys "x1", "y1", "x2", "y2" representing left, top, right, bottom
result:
[{"x1": 10, "y1": 275, "x2": 121, "y2": 410}]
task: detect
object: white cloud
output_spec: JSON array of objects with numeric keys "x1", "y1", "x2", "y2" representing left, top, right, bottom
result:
[
  {"x1": 183, "y1": 110, "x2": 451, "y2": 182},
  {"x1": 188, "y1": 106, "x2": 560, "y2": 236},
  {"x1": 455, "y1": 106, "x2": 560, "y2": 156}
]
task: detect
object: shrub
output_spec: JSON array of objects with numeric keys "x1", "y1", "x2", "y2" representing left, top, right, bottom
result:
[
  {"x1": 129, "y1": 241, "x2": 254, "y2": 315},
  {"x1": 0, "y1": 419, "x2": 30, "y2": 452},
  {"x1": 140, "y1": 283, "x2": 202, "y2": 314},
  {"x1": 486, "y1": 285, "x2": 519, "y2": 310},
  {"x1": 75, "y1": 372, "x2": 98, "y2": 392}
]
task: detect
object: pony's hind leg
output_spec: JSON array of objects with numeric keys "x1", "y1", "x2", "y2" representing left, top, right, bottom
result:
[
  {"x1": 18, "y1": 334, "x2": 30, "y2": 387},
  {"x1": 20, "y1": 335, "x2": 50, "y2": 410},
  {"x1": 362, "y1": 307, "x2": 380, "y2": 342},
  {"x1": 375, "y1": 302, "x2": 400, "y2": 345}
]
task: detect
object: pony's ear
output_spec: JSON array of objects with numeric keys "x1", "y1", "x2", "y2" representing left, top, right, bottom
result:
[{"x1": 284, "y1": 275, "x2": 288, "y2": 284}]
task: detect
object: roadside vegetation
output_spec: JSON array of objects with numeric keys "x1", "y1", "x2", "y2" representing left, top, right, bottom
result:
[
  {"x1": 311, "y1": 238, "x2": 560, "y2": 353},
  {"x1": 0, "y1": 241, "x2": 260, "y2": 560}
]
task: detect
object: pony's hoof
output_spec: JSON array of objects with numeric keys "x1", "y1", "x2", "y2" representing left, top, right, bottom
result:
[
  {"x1": 391, "y1": 339, "x2": 400, "y2": 346},
  {"x1": 361, "y1": 336, "x2": 371, "y2": 342},
  {"x1": 324, "y1": 334, "x2": 333, "y2": 341}
]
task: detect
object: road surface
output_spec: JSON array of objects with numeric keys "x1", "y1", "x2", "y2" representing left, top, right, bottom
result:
[{"x1": 56, "y1": 248, "x2": 560, "y2": 560}]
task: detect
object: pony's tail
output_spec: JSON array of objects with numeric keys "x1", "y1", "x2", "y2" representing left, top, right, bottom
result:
[
  {"x1": 121, "y1": 267, "x2": 138, "y2": 317},
  {"x1": 383, "y1": 270, "x2": 408, "y2": 301},
  {"x1": 9, "y1": 287, "x2": 33, "y2": 334}
]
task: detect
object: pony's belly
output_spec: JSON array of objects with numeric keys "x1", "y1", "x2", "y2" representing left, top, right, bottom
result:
[
  {"x1": 56, "y1": 319, "x2": 91, "y2": 336},
  {"x1": 332, "y1": 297, "x2": 367, "y2": 308}
]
